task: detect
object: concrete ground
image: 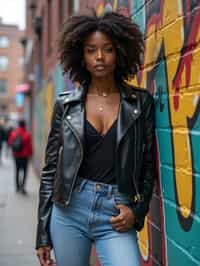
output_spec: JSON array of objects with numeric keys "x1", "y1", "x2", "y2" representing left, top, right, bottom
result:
[
  {"x1": 0, "y1": 150, "x2": 98, "y2": 266},
  {"x1": 0, "y1": 151, "x2": 39, "y2": 266}
]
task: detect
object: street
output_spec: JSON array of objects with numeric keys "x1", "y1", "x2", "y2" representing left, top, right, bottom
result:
[{"x1": 0, "y1": 151, "x2": 39, "y2": 266}]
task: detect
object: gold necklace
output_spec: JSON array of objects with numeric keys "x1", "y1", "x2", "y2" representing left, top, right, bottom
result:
[
  {"x1": 88, "y1": 86, "x2": 118, "y2": 112},
  {"x1": 87, "y1": 92, "x2": 109, "y2": 97},
  {"x1": 87, "y1": 91, "x2": 118, "y2": 112},
  {"x1": 87, "y1": 93, "x2": 107, "y2": 111}
]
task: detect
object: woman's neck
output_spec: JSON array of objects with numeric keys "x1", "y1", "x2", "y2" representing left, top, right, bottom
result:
[{"x1": 88, "y1": 76, "x2": 118, "y2": 95}]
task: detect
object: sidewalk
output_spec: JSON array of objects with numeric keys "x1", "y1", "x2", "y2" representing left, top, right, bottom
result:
[
  {"x1": 0, "y1": 151, "x2": 98, "y2": 266},
  {"x1": 0, "y1": 152, "x2": 39, "y2": 266}
]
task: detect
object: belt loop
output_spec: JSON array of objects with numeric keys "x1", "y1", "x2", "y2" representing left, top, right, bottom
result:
[{"x1": 77, "y1": 178, "x2": 87, "y2": 192}]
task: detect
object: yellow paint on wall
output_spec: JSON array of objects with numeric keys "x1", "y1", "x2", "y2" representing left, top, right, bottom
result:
[
  {"x1": 137, "y1": 217, "x2": 149, "y2": 260},
  {"x1": 96, "y1": 2, "x2": 104, "y2": 16},
  {"x1": 46, "y1": 82, "x2": 54, "y2": 127},
  {"x1": 113, "y1": 0, "x2": 118, "y2": 11}
]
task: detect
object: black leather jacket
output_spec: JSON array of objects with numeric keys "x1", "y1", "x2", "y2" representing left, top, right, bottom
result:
[{"x1": 36, "y1": 82, "x2": 156, "y2": 249}]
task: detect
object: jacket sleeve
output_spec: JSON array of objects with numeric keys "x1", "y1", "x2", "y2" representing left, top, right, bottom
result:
[
  {"x1": 132, "y1": 93, "x2": 156, "y2": 230},
  {"x1": 36, "y1": 98, "x2": 63, "y2": 249}
]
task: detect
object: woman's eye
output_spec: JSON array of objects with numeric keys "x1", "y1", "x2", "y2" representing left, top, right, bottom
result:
[
  {"x1": 104, "y1": 47, "x2": 113, "y2": 52},
  {"x1": 87, "y1": 49, "x2": 95, "y2": 53}
]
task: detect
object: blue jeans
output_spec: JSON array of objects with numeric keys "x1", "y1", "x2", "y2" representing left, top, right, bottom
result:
[{"x1": 50, "y1": 178, "x2": 141, "y2": 266}]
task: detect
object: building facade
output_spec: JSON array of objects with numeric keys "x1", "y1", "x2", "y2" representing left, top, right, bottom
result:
[
  {"x1": 0, "y1": 21, "x2": 24, "y2": 120},
  {"x1": 25, "y1": 0, "x2": 83, "y2": 173},
  {"x1": 25, "y1": 1, "x2": 200, "y2": 265}
]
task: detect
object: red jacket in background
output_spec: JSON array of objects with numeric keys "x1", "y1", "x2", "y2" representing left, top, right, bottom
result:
[{"x1": 8, "y1": 126, "x2": 33, "y2": 158}]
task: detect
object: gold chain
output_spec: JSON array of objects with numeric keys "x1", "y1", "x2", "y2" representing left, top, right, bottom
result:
[{"x1": 88, "y1": 86, "x2": 118, "y2": 112}]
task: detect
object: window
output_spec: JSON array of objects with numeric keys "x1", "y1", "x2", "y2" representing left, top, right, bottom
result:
[
  {"x1": 0, "y1": 79, "x2": 8, "y2": 94},
  {"x1": 73, "y1": 0, "x2": 79, "y2": 13},
  {"x1": 0, "y1": 56, "x2": 9, "y2": 71},
  {"x1": 0, "y1": 36, "x2": 9, "y2": 48}
]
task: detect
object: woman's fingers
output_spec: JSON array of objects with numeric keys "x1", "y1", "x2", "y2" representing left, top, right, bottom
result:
[
  {"x1": 37, "y1": 246, "x2": 55, "y2": 266},
  {"x1": 110, "y1": 214, "x2": 124, "y2": 224},
  {"x1": 110, "y1": 204, "x2": 135, "y2": 231}
]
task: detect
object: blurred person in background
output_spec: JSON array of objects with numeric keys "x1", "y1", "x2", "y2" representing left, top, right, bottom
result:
[
  {"x1": 36, "y1": 10, "x2": 155, "y2": 266},
  {"x1": 8, "y1": 119, "x2": 32, "y2": 194},
  {"x1": 0, "y1": 119, "x2": 5, "y2": 165},
  {"x1": 3, "y1": 119, "x2": 14, "y2": 157}
]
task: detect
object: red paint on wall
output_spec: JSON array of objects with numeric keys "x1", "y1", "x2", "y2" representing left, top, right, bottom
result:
[{"x1": 172, "y1": 6, "x2": 200, "y2": 111}]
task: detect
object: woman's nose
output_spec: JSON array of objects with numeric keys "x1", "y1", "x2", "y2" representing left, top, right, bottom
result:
[{"x1": 96, "y1": 49, "x2": 103, "y2": 60}]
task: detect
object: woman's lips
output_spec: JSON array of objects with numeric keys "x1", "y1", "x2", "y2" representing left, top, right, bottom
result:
[{"x1": 94, "y1": 65, "x2": 105, "y2": 70}]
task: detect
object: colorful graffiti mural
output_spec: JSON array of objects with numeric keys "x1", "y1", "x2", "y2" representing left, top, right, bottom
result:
[{"x1": 96, "y1": 0, "x2": 200, "y2": 265}]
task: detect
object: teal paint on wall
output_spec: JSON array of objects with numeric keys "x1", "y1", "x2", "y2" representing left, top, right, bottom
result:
[
  {"x1": 132, "y1": 0, "x2": 146, "y2": 34},
  {"x1": 54, "y1": 64, "x2": 65, "y2": 97}
]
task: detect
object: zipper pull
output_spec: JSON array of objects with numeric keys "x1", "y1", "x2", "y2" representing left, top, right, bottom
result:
[{"x1": 132, "y1": 193, "x2": 142, "y2": 203}]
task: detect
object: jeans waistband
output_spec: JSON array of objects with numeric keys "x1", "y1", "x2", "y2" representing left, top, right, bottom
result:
[{"x1": 76, "y1": 177, "x2": 119, "y2": 197}]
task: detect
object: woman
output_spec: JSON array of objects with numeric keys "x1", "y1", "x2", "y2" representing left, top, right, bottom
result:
[{"x1": 36, "y1": 10, "x2": 155, "y2": 266}]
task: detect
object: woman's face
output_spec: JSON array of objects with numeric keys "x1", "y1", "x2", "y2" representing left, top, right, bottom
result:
[{"x1": 83, "y1": 31, "x2": 117, "y2": 79}]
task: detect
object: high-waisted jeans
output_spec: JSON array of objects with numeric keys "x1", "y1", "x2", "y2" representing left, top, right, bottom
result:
[{"x1": 50, "y1": 178, "x2": 141, "y2": 266}]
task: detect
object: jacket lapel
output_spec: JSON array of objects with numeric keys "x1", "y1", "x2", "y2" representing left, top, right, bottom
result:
[
  {"x1": 63, "y1": 85, "x2": 86, "y2": 149},
  {"x1": 116, "y1": 82, "x2": 141, "y2": 147}
]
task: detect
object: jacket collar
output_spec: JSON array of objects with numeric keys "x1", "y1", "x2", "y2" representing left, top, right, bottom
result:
[
  {"x1": 63, "y1": 81, "x2": 139, "y2": 104},
  {"x1": 120, "y1": 81, "x2": 137, "y2": 100},
  {"x1": 63, "y1": 81, "x2": 141, "y2": 148},
  {"x1": 63, "y1": 84, "x2": 86, "y2": 104}
]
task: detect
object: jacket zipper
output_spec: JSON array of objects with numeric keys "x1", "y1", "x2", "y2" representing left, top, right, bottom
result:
[
  {"x1": 133, "y1": 124, "x2": 141, "y2": 203},
  {"x1": 64, "y1": 121, "x2": 83, "y2": 206},
  {"x1": 58, "y1": 146, "x2": 63, "y2": 157}
]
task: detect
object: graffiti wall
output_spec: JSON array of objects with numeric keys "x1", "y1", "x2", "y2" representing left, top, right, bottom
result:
[
  {"x1": 96, "y1": 0, "x2": 200, "y2": 265},
  {"x1": 34, "y1": 64, "x2": 66, "y2": 174}
]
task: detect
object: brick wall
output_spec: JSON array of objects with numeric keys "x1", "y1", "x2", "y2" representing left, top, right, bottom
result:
[{"x1": 0, "y1": 25, "x2": 23, "y2": 115}]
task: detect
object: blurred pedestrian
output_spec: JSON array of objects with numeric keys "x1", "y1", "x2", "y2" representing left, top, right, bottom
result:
[
  {"x1": 0, "y1": 119, "x2": 5, "y2": 165},
  {"x1": 36, "y1": 10, "x2": 155, "y2": 266},
  {"x1": 8, "y1": 119, "x2": 32, "y2": 194},
  {"x1": 3, "y1": 119, "x2": 14, "y2": 157}
]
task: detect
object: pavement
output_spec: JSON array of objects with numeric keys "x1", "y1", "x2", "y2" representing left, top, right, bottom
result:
[
  {"x1": 0, "y1": 151, "x2": 39, "y2": 266},
  {"x1": 0, "y1": 150, "x2": 98, "y2": 266}
]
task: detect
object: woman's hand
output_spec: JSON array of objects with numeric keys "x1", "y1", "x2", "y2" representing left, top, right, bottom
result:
[
  {"x1": 110, "y1": 204, "x2": 135, "y2": 232},
  {"x1": 36, "y1": 246, "x2": 56, "y2": 266}
]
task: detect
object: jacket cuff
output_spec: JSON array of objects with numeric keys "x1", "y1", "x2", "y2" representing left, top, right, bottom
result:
[
  {"x1": 35, "y1": 227, "x2": 52, "y2": 250},
  {"x1": 130, "y1": 198, "x2": 149, "y2": 231}
]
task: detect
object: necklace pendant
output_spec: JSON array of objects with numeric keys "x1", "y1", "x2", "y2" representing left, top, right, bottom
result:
[{"x1": 99, "y1": 105, "x2": 103, "y2": 112}]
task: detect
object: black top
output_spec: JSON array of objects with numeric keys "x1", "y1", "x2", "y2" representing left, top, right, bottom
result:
[{"x1": 78, "y1": 119, "x2": 117, "y2": 184}]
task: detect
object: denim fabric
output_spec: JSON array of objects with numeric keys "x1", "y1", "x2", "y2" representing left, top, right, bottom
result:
[{"x1": 50, "y1": 178, "x2": 141, "y2": 266}]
